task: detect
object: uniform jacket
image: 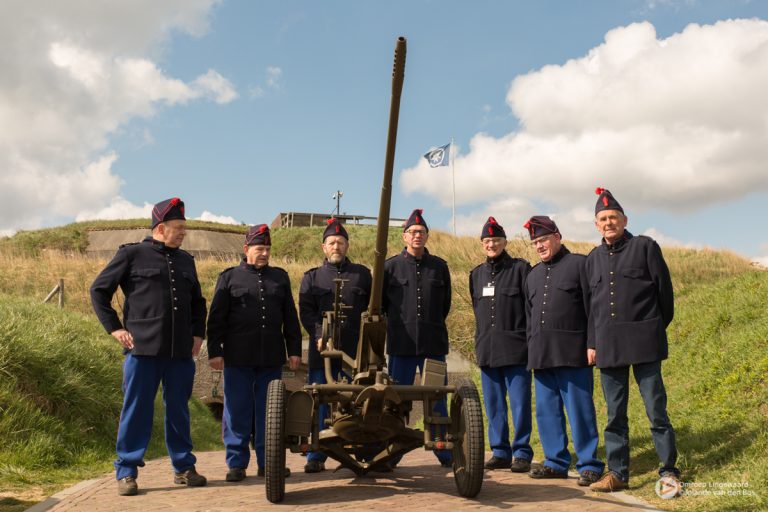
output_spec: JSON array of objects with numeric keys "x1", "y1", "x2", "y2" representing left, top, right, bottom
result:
[
  {"x1": 206, "y1": 260, "x2": 301, "y2": 368},
  {"x1": 524, "y1": 247, "x2": 589, "y2": 370},
  {"x1": 90, "y1": 237, "x2": 207, "y2": 358},
  {"x1": 383, "y1": 248, "x2": 451, "y2": 356},
  {"x1": 584, "y1": 231, "x2": 674, "y2": 368},
  {"x1": 298, "y1": 259, "x2": 372, "y2": 369},
  {"x1": 470, "y1": 251, "x2": 530, "y2": 368}
]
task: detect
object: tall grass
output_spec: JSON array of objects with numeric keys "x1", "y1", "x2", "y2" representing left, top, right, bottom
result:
[
  {"x1": 0, "y1": 225, "x2": 755, "y2": 361},
  {"x1": 0, "y1": 295, "x2": 222, "y2": 506}
]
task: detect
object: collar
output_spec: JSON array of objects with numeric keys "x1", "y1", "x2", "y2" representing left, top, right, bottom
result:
[
  {"x1": 485, "y1": 250, "x2": 509, "y2": 270},
  {"x1": 400, "y1": 247, "x2": 430, "y2": 263},
  {"x1": 323, "y1": 257, "x2": 350, "y2": 272},
  {"x1": 602, "y1": 230, "x2": 634, "y2": 251},
  {"x1": 542, "y1": 245, "x2": 570, "y2": 265},
  {"x1": 144, "y1": 236, "x2": 175, "y2": 253},
  {"x1": 239, "y1": 258, "x2": 268, "y2": 273}
]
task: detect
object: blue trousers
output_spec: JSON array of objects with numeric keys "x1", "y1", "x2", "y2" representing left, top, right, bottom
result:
[
  {"x1": 534, "y1": 367, "x2": 604, "y2": 474},
  {"x1": 306, "y1": 363, "x2": 349, "y2": 463},
  {"x1": 388, "y1": 355, "x2": 452, "y2": 465},
  {"x1": 600, "y1": 361, "x2": 679, "y2": 482},
  {"x1": 222, "y1": 366, "x2": 282, "y2": 470},
  {"x1": 480, "y1": 364, "x2": 533, "y2": 462},
  {"x1": 115, "y1": 355, "x2": 196, "y2": 480}
]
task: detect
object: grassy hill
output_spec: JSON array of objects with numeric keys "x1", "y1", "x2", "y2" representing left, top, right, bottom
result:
[
  {"x1": 0, "y1": 295, "x2": 223, "y2": 511},
  {"x1": 0, "y1": 221, "x2": 765, "y2": 511}
]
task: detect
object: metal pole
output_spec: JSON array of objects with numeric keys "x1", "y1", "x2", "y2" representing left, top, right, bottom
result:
[{"x1": 451, "y1": 137, "x2": 456, "y2": 236}]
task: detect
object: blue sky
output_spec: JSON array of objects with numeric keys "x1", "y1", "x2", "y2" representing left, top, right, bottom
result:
[{"x1": 2, "y1": 0, "x2": 767, "y2": 263}]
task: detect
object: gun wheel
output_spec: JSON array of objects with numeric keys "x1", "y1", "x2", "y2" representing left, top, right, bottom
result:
[
  {"x1": 450, "y1": 378, "x2": 484, "y2": 498},
  {"x1": 265, "y1": 379, "x2": 287, "y2": 503}
]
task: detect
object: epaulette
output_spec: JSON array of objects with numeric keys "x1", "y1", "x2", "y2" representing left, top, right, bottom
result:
[
  {"x1": 118, "y1": 242, "x2": 140, "y2": 249},
  {"x1": 218, "y1": 266, "x2": 236, "y2": 276},
  {"x1": 303, "y1": 266, "x2": 320, "y2": 276},
  {"x1": 271, "y1": 266, "x2": 289, "y2": 275},
  {"x1": 177, "y1": 248, "x2": 195, "y2": 258}
]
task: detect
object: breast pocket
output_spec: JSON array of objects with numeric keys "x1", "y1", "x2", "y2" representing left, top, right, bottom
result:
[
  {"x1": 349, "y1": 286, "x2": 368, "y2": 310},
  {"x1": 231, "y1": 287, "x2": 249, "y2": 308},
  {"x1": 557, "y1": 281, "x2": 582, "y2": 303}
]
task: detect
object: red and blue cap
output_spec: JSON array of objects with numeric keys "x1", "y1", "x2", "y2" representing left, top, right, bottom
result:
[
  {"x1": 323, "y1": 217, "x2": 349, "y2": 241},
  {"x1": 245, "y1": 224, "x2": 271, "y2": 246},
  {"x1": 403, "y1": 208, "x2": 428, "y2": 232},
  {"x1": 594, "y1": 187, "x2": 624, "y2": 215},
  {"x1": 151, "y1": 197, "x2": 185, "y2": 229}
]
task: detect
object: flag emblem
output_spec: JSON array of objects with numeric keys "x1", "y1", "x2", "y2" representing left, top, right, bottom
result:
[{"x1": 424, "y1": 143, "x2": 450, "y2": 167}]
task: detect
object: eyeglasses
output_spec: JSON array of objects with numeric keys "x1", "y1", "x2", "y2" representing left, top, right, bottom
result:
[{"x1": 405, "y1": 229, "x2": 427, "y2": 236}]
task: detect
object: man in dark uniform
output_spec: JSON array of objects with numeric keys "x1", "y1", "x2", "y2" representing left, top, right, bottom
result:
[
  {"x1": 298, "y1": 218, "x2": 372, "y2": 473},
  {"x1": 585, "y1": 188, "x2": 680, "y2": 493},
  {"x1": 469, "y1": 217, "x2": 533, "y2": 472},
  {"x1": 383, "y1": 208, "x2": 452, "y2": 467},
  {"x1": 90, "y1": 197, "x2": 207, "y2": 496},
  {"x1": 523, "y1": 216, "x2": 604, "y2": 485},
  {"x1": 207, "y1": 224, "x2": 302, "y2": 481}
]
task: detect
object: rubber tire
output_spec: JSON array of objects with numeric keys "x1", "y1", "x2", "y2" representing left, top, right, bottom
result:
[
  {"x1": 450, "y1": 378, "x2": 484, "y2": 498},
  {"x1": 265, "y1": 379, "x2": 287, "y2": 503}
]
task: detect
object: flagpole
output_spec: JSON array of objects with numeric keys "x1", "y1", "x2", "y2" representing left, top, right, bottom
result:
[{"x1": 451, "y1": 137, "x2": 456, "y2": 236}]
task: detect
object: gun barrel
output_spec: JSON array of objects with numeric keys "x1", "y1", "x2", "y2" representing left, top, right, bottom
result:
[{"x1": 369, "y1": 36, "x2": 406, "y2": 316}]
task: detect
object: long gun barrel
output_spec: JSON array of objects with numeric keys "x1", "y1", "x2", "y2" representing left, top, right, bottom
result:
[
  {"x1": 369, "y1": 36, "x2": 406, "y2": 316},
  {"x1": 352, "y1": 37, "x2": 406, "y2": 377}
]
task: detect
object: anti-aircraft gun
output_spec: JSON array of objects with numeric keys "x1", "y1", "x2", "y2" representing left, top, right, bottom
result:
[{"x1": 264, "y1": 36, "x2": 485, "y2": 503}]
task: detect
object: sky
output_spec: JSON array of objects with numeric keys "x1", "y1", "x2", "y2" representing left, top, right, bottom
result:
[{"x1": 1, "y1": 0, "x2": 768, "y2": 264}]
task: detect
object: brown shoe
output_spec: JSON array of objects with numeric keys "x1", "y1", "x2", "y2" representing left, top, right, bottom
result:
[
  {"x1": 589, "y1": 471, "x2": 628, "y2": 492},
  {"x1": 117, "y1": 476, "x2": 138, "y2": 496},
  {"x1": 174, "y1": 466, "x2": 207, "y2": 487}
]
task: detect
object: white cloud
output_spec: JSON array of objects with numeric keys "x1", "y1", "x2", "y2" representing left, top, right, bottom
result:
[
  {"x1": 0, "y1": 0, "x2": 233, "y2": 234},
  {"x1": 754, "y1": 244, "x2": 768, "y2": 268},
  {"x1": 642, "y1": 228, "x2": 702, "y2": 249},
  {"x1": 266, "y1": 67, "x2": 283, "y2": 89},
  {"x1": 192, "y1": 69, "x2": 239, "y2": 104},
  {"x1": 196, "y1": 211, "x2": 240, "y2": 225},
  {"x1": 75, "y1": 196, "x2": 154, "y2": 222},
  {"x1": 250, "y1": 66, "x2": 283, "y2": 98},
  {"x1": 401, "y1": 19, "x2": 768, "y2": 240}
]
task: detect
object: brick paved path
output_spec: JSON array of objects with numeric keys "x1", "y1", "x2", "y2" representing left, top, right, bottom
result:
[{"x1": 30, "y1": 451, "x2": 657, "y2": 512}]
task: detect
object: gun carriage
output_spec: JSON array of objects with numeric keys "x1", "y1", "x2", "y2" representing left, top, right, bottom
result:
[{"x1": 264, "y1": 37, "x2": 485, "y2": 503}]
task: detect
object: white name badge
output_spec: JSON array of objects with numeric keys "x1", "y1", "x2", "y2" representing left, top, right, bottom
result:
[{"x1": 482, "y1": 286, "x2": 495, "y2": 297}]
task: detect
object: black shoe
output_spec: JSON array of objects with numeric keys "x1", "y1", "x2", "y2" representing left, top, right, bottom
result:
[
  {"x1": 174, "y1": 466, "x2": 207, "y2": 487},
  {"x1": 577, "y1": 470, "x2": 602, "y2": 486},
  {"x1": 484, "y1": 456, "x2": 512, "y2": 470},
  {"x1": 304, "y1": 460, "x2": 326, "y2": 473},
  {"x1": 225, "y1": 467, "x2": 246, "y2": 482},
  {"x1": 510, "y1": 457, "x2": 531, "y2": 473},
  {"x1": 257, "y1": 467, "x2": 291, "y2": 477},
  {"x1": 528, "y1": 465, "x2": 568, "y2": 479}
]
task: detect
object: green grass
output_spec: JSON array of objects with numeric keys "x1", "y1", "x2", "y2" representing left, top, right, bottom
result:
[
  {"x1": 0, "y1": 219, "x2": 248, "y2": 256},
  {"x1": 470, "y1": 270, "x2": 768, "y2": 511},
  {"x1": 0, "y1": 295, "x2": 222, "y2": 509}
]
